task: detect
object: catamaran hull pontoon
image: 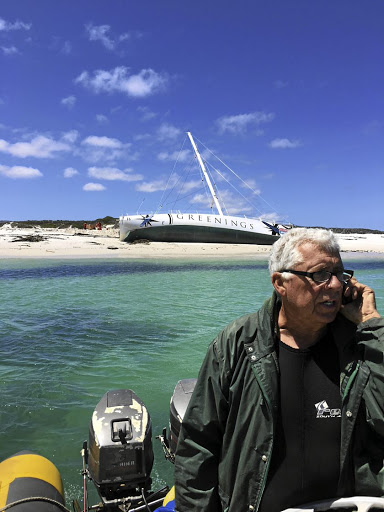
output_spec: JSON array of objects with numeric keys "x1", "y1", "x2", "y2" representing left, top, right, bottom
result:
[{"x1": 119, "y1": 213, "x2": 283, "y2": 245}]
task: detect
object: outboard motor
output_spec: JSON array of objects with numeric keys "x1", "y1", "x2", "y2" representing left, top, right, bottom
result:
[
  {"x1": 158, "y1": 379, "x2": 197, "y2": 464},
  {"x1": 88, "y1": 389, "x2": 154, "y2": 502}
]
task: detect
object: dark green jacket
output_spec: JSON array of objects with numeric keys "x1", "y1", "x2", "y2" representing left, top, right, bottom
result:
[{"x1": 174, "y1": 293, "x2": 384, "y2": 512}]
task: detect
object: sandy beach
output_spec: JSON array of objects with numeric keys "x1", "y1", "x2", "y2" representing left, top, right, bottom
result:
[{"x1": 0, "y1": 224, "x2": 383, "y2": 259}]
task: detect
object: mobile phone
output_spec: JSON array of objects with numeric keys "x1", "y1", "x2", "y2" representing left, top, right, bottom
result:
[{"x1": 342, "y1": 282, "x2": 353, "y2": 305}]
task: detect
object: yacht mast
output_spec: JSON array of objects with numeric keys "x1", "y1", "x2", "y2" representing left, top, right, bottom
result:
[{"x1": 187, "y1": 131, "x2": 223, "y2": 216}]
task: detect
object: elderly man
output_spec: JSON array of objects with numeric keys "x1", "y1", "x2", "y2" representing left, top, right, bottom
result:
[{"x1": 174, "y1": 228, "x2": 383, "y2": 512}]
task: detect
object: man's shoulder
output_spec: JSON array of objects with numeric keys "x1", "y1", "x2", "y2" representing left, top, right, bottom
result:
[
  {"x1": 221, "y1": 311, "x2": 260, "y2": 337},
  {"x1": 214, "y1": 295, "x2": 276, "y2": 350}
]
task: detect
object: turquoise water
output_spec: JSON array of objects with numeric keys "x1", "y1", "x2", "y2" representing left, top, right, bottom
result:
[{"x1": 0, "y1": 256, "x2": 383, "y2": 503}]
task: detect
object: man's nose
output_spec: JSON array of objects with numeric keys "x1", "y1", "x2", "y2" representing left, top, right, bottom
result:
[{"x1": 327, "y1": 275, "x2": 343, "y2": 288}]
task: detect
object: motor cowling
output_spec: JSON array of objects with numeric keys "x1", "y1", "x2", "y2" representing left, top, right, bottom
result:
[{"x1": 88, "y1": 389, "x2": 154, "y2": 500}]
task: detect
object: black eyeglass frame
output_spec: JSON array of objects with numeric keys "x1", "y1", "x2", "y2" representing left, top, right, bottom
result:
[{"x1": 280, "y1": 269, "x2": 354, "y2": 284}]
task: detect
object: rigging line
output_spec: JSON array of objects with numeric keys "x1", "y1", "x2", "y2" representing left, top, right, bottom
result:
[
  {"x1": 136, "y1": 197, "x2": 145, "y2": 214},
  {"x1": 204, "y1": 160, "x2": 264, "y2": 217},
  {"x1": 190, "y1": 149, "x2": 226, "y2": 215},
  {"x1": 198, "y1": 161, "x2": 222, "y2": 214},
  {"x1": 155, "y1": 134, "x2": 189, "y2": 214},
  {"x1": 161, "y1": 184, "x2": 208, "y2": 210},
  {"x1": 206, "y1": 166, "x2": 229, "y2": 215},
  {"x1": 159, "y1": 157, "x2": 205, "y2": 209},
  {"x1": 194, "y1": 135, "x2": 279, "y2": 214},
  {"x1": 189, "y1": 151, "x2": 216, "y2": 214},
  {"x1": 160, "y1": 169, "x2": 215, "y2": 211},
  {"x1": 161, "y1": 152, "x2": 201, "y2": 210},
  {"x1": 194, "y1": 166, "x2": 215, "y2": 213},
  {"x1": 171, "y1": 163, "x2": 196, "y2": 207},
  {"x1": 161, "y1": 162, "x2": 191, "y2": 206},
  {"x1": 203, "y1": 161, "x2": 228, "y2": 215},
  {"x1": 157, "y1": 148, "x2": 201, "y2": 211}
]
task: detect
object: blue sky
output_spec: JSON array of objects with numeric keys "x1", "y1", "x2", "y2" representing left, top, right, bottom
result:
[{"x1": 0, "y1": 0, "x2": 383, "y2": 229}]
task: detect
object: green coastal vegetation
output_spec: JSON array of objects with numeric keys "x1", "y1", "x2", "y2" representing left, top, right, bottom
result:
[
  {"x1": 0, "y1": 216, "x2": 119, "y2": 230},
  {"x1": 298, "y1": 226, "x2": 384, "y2": 234}
]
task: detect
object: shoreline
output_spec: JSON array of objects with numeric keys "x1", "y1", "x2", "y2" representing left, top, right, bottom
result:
[{"x1": 0, "y1": 226, "x2": 383, "y2": 260}]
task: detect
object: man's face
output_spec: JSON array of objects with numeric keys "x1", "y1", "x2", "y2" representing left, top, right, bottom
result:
[{"x1": 280, "y1": 242, "x2": 344, "y2": 330}]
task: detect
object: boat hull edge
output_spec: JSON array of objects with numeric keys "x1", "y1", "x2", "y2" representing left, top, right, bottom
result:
[{"x1": 124, "y1": 224, "x2": 278, "y2": 245}]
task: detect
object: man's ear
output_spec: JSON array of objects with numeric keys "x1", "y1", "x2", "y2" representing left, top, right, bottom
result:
[{"x1": 272, "y1": 272, "x2": 287, "y2": 296}]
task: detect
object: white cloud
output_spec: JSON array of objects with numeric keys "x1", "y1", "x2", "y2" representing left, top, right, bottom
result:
[
  {"x1": 88, "y1": 166, "x2": 143, "y2": 182},
  {"x1": 157, "y1": 123, "x2": 181, "y2": 140},
  {"x1": 273, "y1": 80, "x2": 288, "y2": 89},
  {"x1": 83, "y1": 182, "x2": 106, "y2": 191},
  {"x1": 1, "y1": 46, "x2": 19, "y2": 56},
  {"x1": 61, "y1": 95, "x2": 76, "y2": 108},
  {"x1": 75, "y1": 66, "x2": 168, "y2": 97},
  {"x1": 118, "y1": 30, "x2": 143, "y2": 42},
  {"x1": 0, "y1": 134, "x2": 72, "y2": 158},
  {"x1": 216, "y1": 112, "x2": 275, "y2": 135},
  {"x1": 269, "y1": 138, "x2": 302, "y2": 149},
  {"x1": 82, "y1": 135, "x2": 124, "y2": 148},
  {"x1": 260, "y1": 172, "x2": 275, "y2": 180},
  {"x1": 157, "y1": 149, "x2": 191, "y2": 162},
  {"x1": 0, "y1": 18, "x2": 31, "y2": 32},
  {"x1": 137, "y1": 106, "x2": 157, "y2": 122},
  {"x1": 135, "y1": 174, "x2": 200, "y2": 194},
  {"x1": 136, "y1": 177, "x2": 172, "y2": 193},
  {"x1": 86, "y1": 23, "x2": 115, "y2": 50},
  {"x1": 189, "y1": 192, "x2": 213, "y2": 209},
  {"x1": 96, "y1": 114, "x2": 108, "y2": 124},
  {"x1": 191, "y1": 189, "x2": 254, "y2": 215},
  {"x1": 179, "y1": 180, "x2": 203, "y2": 193},
  {"x1": 79, "y1": 147, "x2": 123, "y2": 164},
  {"x1": 118, "y1": 33, "x2": 131, "y2": 42},
  {"x1": 64, "y1": 167, "x2": 79, "y2": 178},
  {"x1": 262, "y1": 212, "x2": 283, "y2": 223},
  {"x1": 61, "y1": 41, "x2": 72, "y2": 55},
  {"x1": 79, "y1": 135, "x2": 133, "y2": 164},
  {"x1": 85, "y1": 23, "x2": 143, "y2": 51},
  {"x1": 0, "y1": 164, "x2": 42, "y2": 179},
  {"x1": 241, "y1": 178, "x2": 261, "y2": 195},
  {"x1": 61, "y1": 130, "x2": 79, "y2": 144},
  {"x1": 134, "y1": 133, "x2": 151, "y2": 141}
]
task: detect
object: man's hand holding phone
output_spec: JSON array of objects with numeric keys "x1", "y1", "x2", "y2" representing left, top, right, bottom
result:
[{"x1": 341, "y1": 277, "x2": 381, "y2": 325}]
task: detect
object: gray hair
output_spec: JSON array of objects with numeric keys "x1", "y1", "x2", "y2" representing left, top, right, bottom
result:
[{"x1": 268, "y1": 227, "x2": 340, "y2": 277}]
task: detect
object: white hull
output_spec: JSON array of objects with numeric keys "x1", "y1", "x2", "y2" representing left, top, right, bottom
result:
[{"x1": 119, "y1": 212, "x2": 283, "y2": 245}]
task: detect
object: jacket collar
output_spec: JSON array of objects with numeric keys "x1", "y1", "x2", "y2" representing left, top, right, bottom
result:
[{"x1": 249, "y1": 291, "x2": 281, "y2": 362}]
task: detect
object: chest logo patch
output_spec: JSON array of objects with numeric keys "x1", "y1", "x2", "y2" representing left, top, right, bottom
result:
[{"x1": 315, "y1": 400, "x2": 341, "y2": 419}]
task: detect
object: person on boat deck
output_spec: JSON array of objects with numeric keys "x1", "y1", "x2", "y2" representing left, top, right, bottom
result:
[{"x1": 174, "y1": 228, "x2": 384, "y2": 512}]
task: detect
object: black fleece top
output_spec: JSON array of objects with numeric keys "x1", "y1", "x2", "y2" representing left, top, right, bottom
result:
[{"x1": 259, "y1": 332, "x2": 342, "y2": 512}]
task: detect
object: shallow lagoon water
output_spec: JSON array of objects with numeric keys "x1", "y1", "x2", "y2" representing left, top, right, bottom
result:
[{"x1": 0, "y1": 256, "x2": 383, "y2": 503}]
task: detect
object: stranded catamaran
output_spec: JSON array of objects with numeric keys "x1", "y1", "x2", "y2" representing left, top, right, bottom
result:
[{"x1": 119, "y1": 132, "x2": 290, "y2": 244}]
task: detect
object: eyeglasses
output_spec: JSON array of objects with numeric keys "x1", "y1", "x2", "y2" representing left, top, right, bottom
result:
[{"x1": 280, "y1": 269, "x2": 354, "y2": 284}]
